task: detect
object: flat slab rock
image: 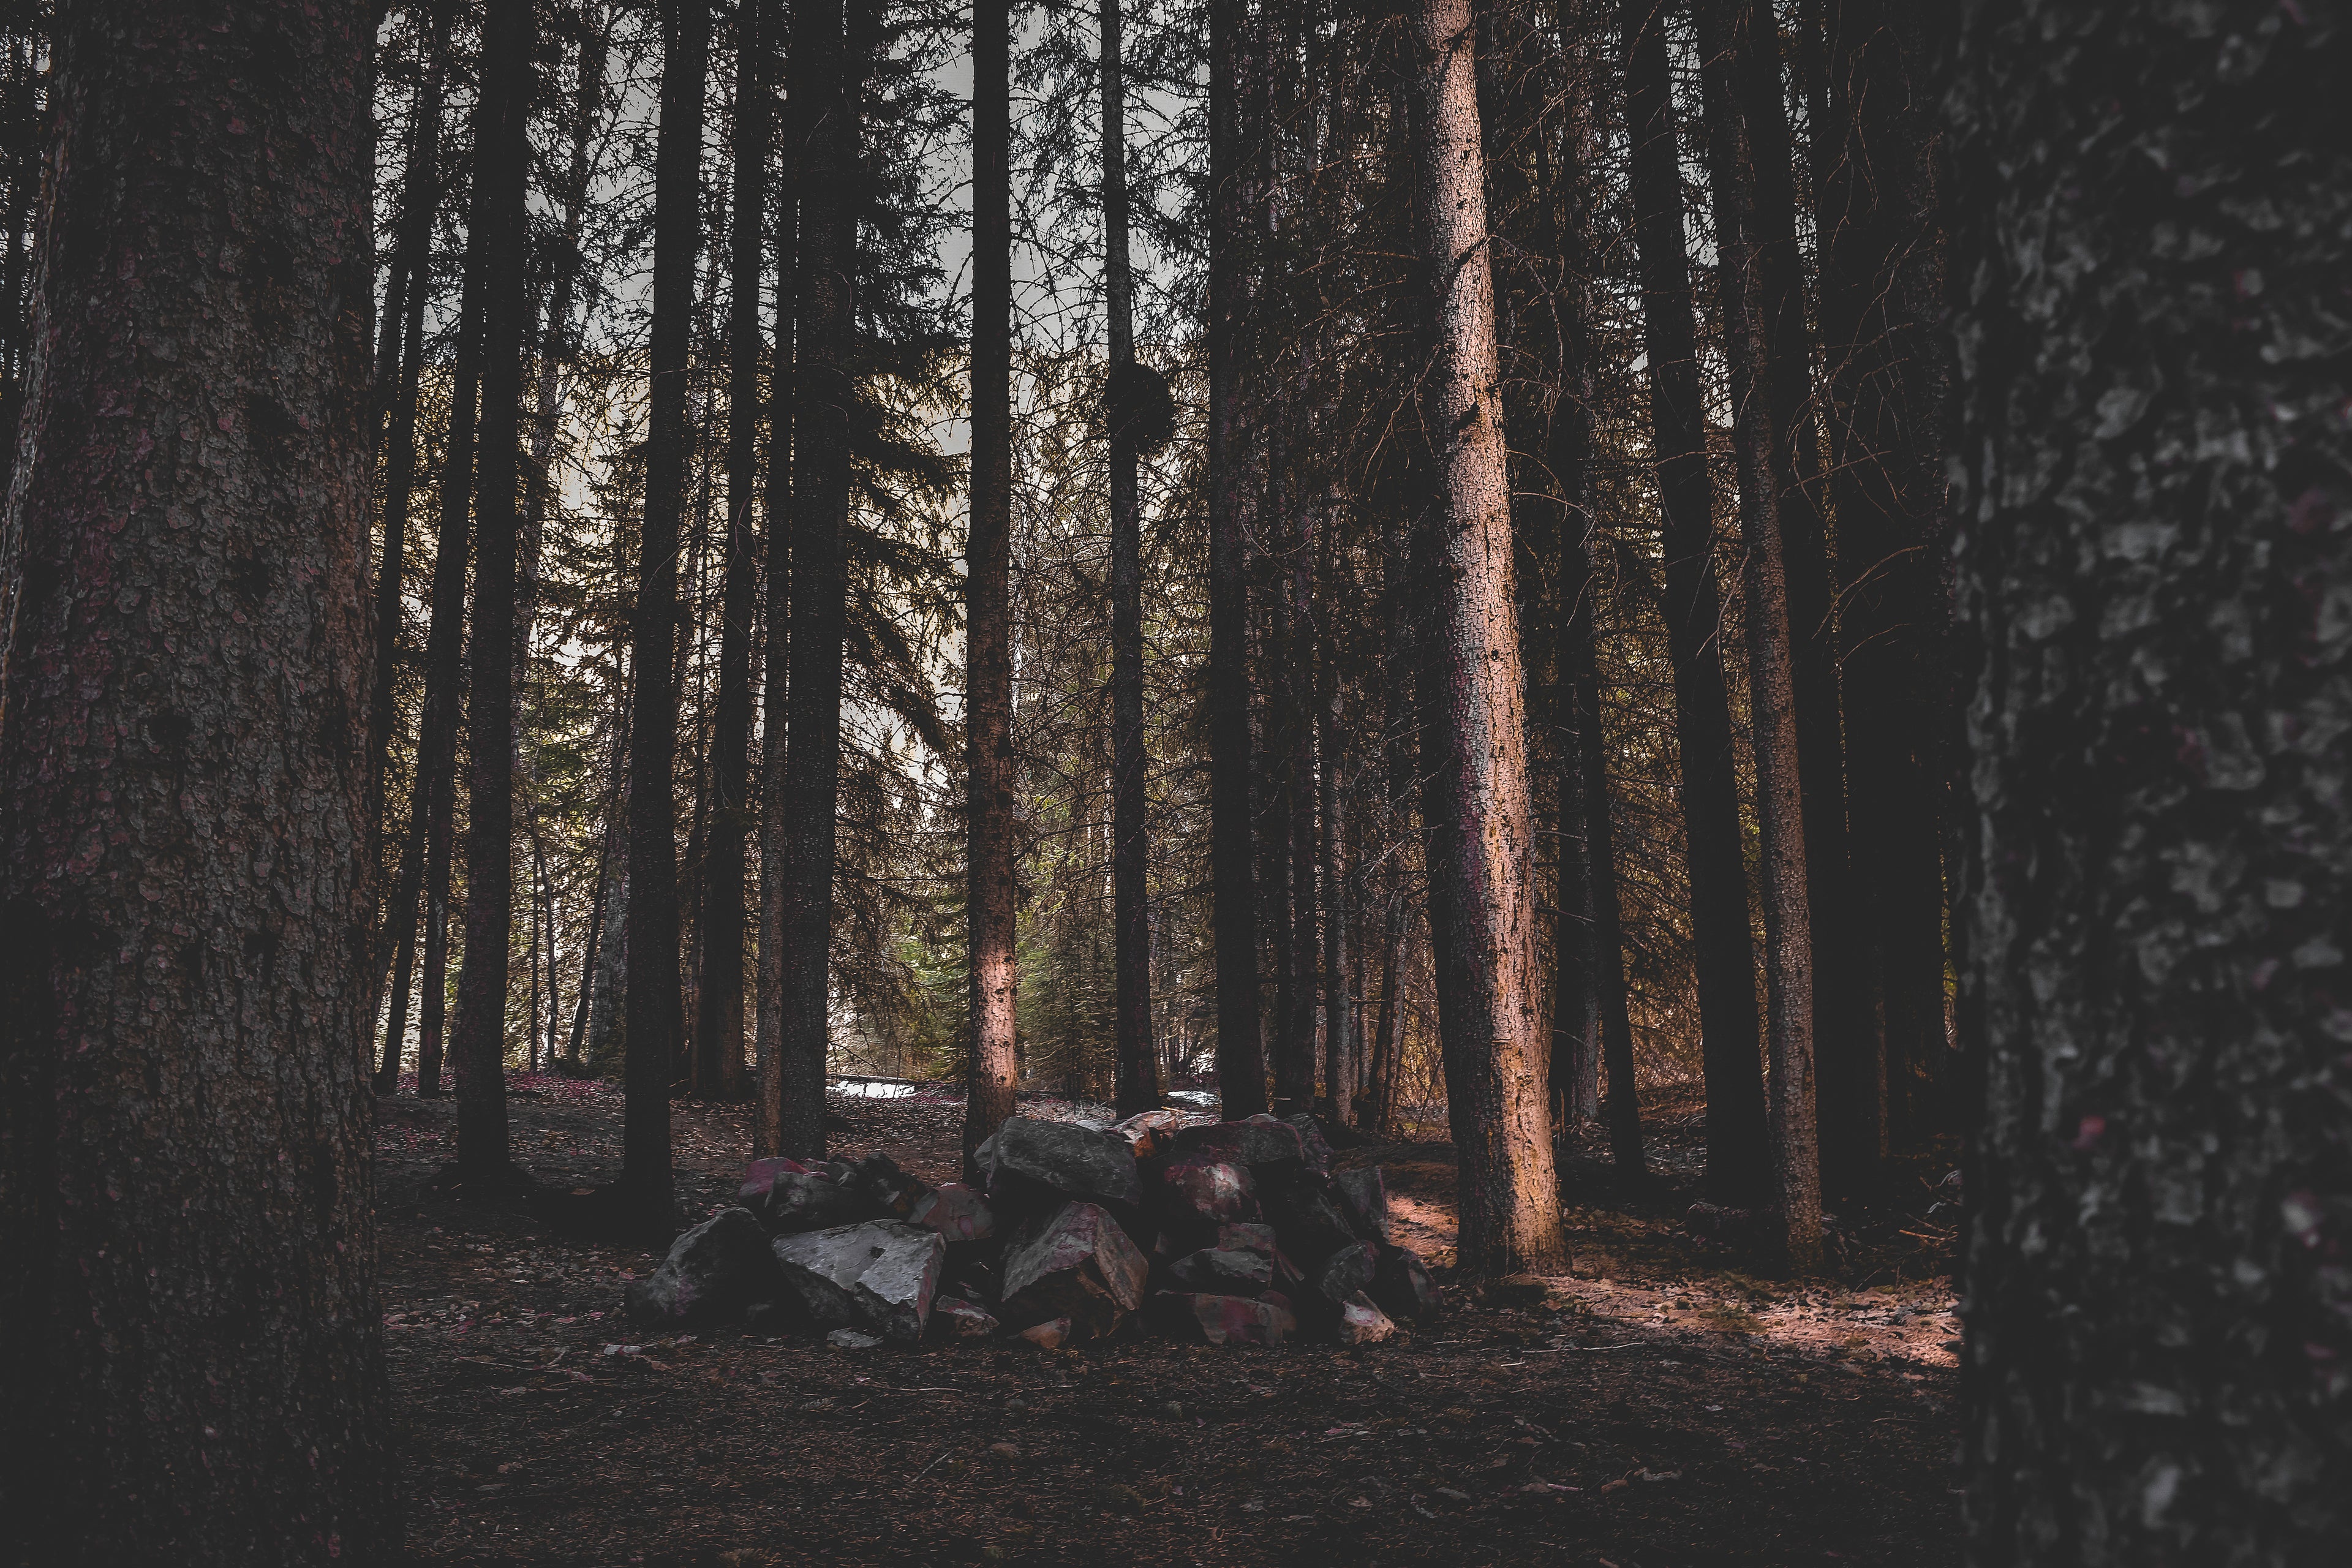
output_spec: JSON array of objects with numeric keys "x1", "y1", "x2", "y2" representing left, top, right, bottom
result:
[
  {"x1": 1000, "y1": 1200, "x2": 1149, "y2": 1340},
  {"x1": 979, "y1": 1118, "x2": 1142, "y2": 1209},
  {"x1": 1164, "y1": 1115, "x2": 1308, "y2": 1172},
  {"x1": 624, "y1": 1207, "x2": 782, "y2": 1327},
  {"x1": 771, "y1": 1220, "x2": 944, "y2": 1342}
]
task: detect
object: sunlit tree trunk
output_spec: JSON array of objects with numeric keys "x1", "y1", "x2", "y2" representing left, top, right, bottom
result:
[
  {"x1": 1408, "y1": 0, "x2": 1564, "y2": 1278},
  {"x1": 1953, "y1": 6, "x2": 2352, "y2": 1557},
  {"x1": 0, "y1": 2, "x2": 395, "y2": 1554}
]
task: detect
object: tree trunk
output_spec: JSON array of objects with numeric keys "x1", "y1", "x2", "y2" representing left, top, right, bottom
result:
[
  {"x1": 699, "y1": 0, "x2": 772, "y2": 1105},
  {"x1": 1736, "y1": 0, "x2": 1873, "y2": 1200},
  {"x1": 0, "y1": 2, "x2": 394, "y2": 1555},
  {"x1": 620, "y1": 0, "x2": 710, "y2": 1233},
  {"x1": 1407, "y1": 0, "x2": 1565, "y2": 1279},
  {"x1": 1952, "y1": 7, "x2": 2352, "y2": 1556},
  {"x1": 1619, "y1": 0, "x2": 1769, "y2": 1199},
  {"x1": 1318, "y1": 548, "x2": 1352, "y2": 1129},
  {"x1": 1206, "y1": 0, "x2": 1268, "y2": 1118},
  {"x1": 378, "y1": 813, "x2": 426, "y2": 1090},
  {"x1": 1697, "y1": 0, "x2": 1822, "y2": 1270},
  {"x1": 1103, "y1": 0, "x2": 1157, "y2": 1120},
  {"x1": 1274, "y1": 490, "x2": 1320, "y2": 1119},
  {"x1": 753, "y1": 20, "x2": 798, "y2": 1160},
  {"x1": 771, "y1": 0, "x2": 866, "y2": 1159}
]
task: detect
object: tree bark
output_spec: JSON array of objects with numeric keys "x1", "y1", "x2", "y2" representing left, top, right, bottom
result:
[
  {"x1": 1952, "y1": 6, "x2": 2352, "y2": 1557},
  {"x1": 1697, "y1": 0, "x2": 1822, "y2": 1270},
  {"x1": 699, "y1": 0, "x2": 773, "y2": 1104},
  {"x1": 1207, "y1": 0, "x2": 1268, "y2": 1118},
  {"x1": 962, "y1": 0, "x2": 1020, "y2": 1164},
  {"x1": 1407, "y1": 0, "x2": 1565, "y2": 1279},
  {"x1": 1619, "y1": 0, "x2": 1770, "y2": 1199},
  {"x1": 1103, "y1": 0, "x2": 1157, "y2": 1120},
  {"x1": 377, "y1": 813, "x2": 426, "y2": 1089},
  {"x1": 0, "y1": 2, "x2": 395, "y2": 1555},
  {"x1": 771, "y1": 0, "x2": 865, "y2": 1158},
  {"x1": 1318, "y1": 546, "x2": 1352, "y2": 1128},
  {"x1": 620, "y1": 0, "x2": 710, "y2": 1233}
]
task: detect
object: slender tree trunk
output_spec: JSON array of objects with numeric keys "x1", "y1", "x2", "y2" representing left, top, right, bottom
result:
[
  {"x1": 1366, "y1": 894, "x2": 1406, "y2": 1136},
  {"x1": 1953, "y1": 8, "x2": 2351, "y2": 1556},
  {"x1": 449, "y1": 0, "x2": 534, "y2": 1194},
  {"x1": 771, "y1": 0, "x2": 864, "y2": 1159},
  {"x1": 753, "y1": 24, "x2": 798, "y2": 1159},
  {"x1": 1619, "y1": 0, "x2": 1769, "y2": 1199},
  {"x1": 1736, "y1": 0, "x2": 1872, "y2": 1199},
  {"x1": 1407, "y1": 0, "x2": 1565, "y2": 1279},
  {"x1": 1319, "y1": 605, "x2": 1352, "y2": 1128},
  {"x1": 1206, "y1": 0, "x2": 1268, "y2": 1118},
  {"x1": 1275, "y1": 491, "x2": 1320, "y2": 1119},
  {"x1": 378, "y1": 813, "x2": 427, "y2": 1089},
  {"x1": 699, "y1": 0, "x2": 772, "y2": 1105},
  {"x1": 620, "y1": 0, "x2": 710, "y2": 1234},
  {"x1": 1102, "y1": 0, "x2": 1156, "y2": 1119},
  {"x1": 0, "y1": 3, "x2": 395, "y2": 1555},
  {"x1": 1697, "y1": 0, "x2": 1822, "y2": 1269}
]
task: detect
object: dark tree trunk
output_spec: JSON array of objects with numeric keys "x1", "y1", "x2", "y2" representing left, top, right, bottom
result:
[
  {"x1": 620, "y1": 0, "x2": 710, "y2": 1233},
  {"x1": 1318, "y1": 552, "x2": 1352, "y2": 1128},
  {"x1": 568, "y1": 706, "x2": 627, "y2": 1071},
  {"x1": 1697, "y1": 0, "x2": 1822, "y2": 1269},
  {"x1": 448, "y1": 0, "x2": 534, "y2": 1196},
  {"x1": 698, "y1": 0, "x2": 773, "y2": 1104},
  {"x1": 1103, "y1": 0, "x2": 1157, "y2": 1120},
  {"x1": 963, "y1": 0, "x2": 1020, "y2": 1164},
  {"x1": 1275, "y1": 499, "x2": 1319, "y2": 1119},
  {"x1": 366, "y1": 3, "x2": 448, "y2": 945},
  {"x1": 1952, "y1": 7, "x2": 2352, "y2": 1557},
  {"x1": 1206, "y1": 0, "x2": 1267, "y2": 1117},
  {"x1": 1737, "y1": 0, "x2": 1874, "y2": 1200},
  {"x1": 1544, "y1": 12, "x2": 1643, "y2": 1174},
  {"x1": 753, "y1": 23, "x2": 798, "y2": 1159},
  {"x1": 1619, "y1": 0, "x2": 1769, "y2": 1199},
  {"x1": 771, "y1": 0, "x2": 865, "y2": 1159},
  {"x1": 1408, "y1": 0, "x2": 1565, "y2": 1279},
  {"x1": 0, "y1": 2, "x2": 395, "y2": 1555},
  {"x1": 377, "y1": 813, "x2": 428, "y2": 1090}
]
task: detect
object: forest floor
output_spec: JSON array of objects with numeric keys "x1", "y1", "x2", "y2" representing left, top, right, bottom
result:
[{"x1": 372, "y1": 1077, "x2": 1966, "y2": 1567}]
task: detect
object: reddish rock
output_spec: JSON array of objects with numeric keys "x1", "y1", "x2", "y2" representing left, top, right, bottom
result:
[
  {"x1": 1216, "y1": 1221, "x2": 1280, "y2": 1258},
  {"x1": 1151, "y1": 1292, "x2": 1294, "y2": 1346},
  {"x1": 1335, "y1": 1291, "x2": 1397, "y2": 1345},
  {"x1": 1018, "y1": 1317, "x2": 1074, "y2": 1350},
  {"x1": 1148, "y1": 1155, "x2": 1261, "y2": 1238},
  {"x1": 908, "y1": 1182, "x2": 995, "y2": 1244},
  {"x1": 932, "y1": 1296, "x2": 999, "y2": 1340},
  {"x1": 999, "y1": 1200, "x2": 1151, "y2": 1339},
  {"x1": 736, "y1": 1156, "x2": 809, "y2": 1207}
]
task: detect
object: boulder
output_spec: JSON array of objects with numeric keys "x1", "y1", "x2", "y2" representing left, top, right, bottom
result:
[
  {"x1": 1168, "y1": 1246, "x2": 1274, "y2": 1295},
  {"x1": 771, "y1": 1220, "x2": 945, "y2": 1341},
  {"x1": 1335, "y1": 1292, "x2": 1397, "y2": 1345},
  {"x1": 978, "y1": 1117, "x2": 1142, "y2": 1210},
  {"x1": 755, "y1": 1169, "x2": 881, "y2": 1234},
  {"x1": 1110, "y1": 1107, "x2": 1207, "y2": 1162},
  {"x1": 624, "y1": 1207, "x2": 784, "y2": 1327},
  {"x1": 735, "y1": 1156, "x2": 809, "y2": 1207},
  {"x1": 1258, "y1": 1170, "x2": 1357, "y2": 1267},
  {"x1": 908, "y1": 1182, "x2": 995, "y2": 1245},
  {"x1": 1216, "y1": 1221, "x2": 1281, "y2": 1259},
  {"x1": 932, "y1": 1296, "x2": 1000, "y2": 1340},
  {"x1": 1369, "y1": 1244, "x2": 1441, "y2": 1325},
  {"x1": 1151, "y1": 1292, "x2": 1294, "y2": 1347},
  {"x1": 1316, "y1": 1240, "x2": 1380, "y2": 1306},
  {"x1": 1165, "y1": 1090, "x2": 1220, "y2": 1112},
  {"x1": 1147, "y1": 1156, "x2": 1260, "y2": 1242},
  {"x1": 1332, "y1": 1167, "x2": 1390, "y2": 1244},
  {"x1": 1261, "y1": 1290, "x2": 1302, "y2": 1335},
  {"x1": 1018, "y1": 1317, "x2": 1074, "y2": 1350},
  {"x1": 1282, "y1": 1115, "x2": 1336, "y2": 1174},
  {"x1": 1165, "y1": 1116, "x2": 1305, "y2": 1171},
  {"x1": 841, "y1": 1152, "x2": 932, "y2": 1219},
  {"x1": 999, "y1": 1200, "x2": 1150, "y2": 1339}
]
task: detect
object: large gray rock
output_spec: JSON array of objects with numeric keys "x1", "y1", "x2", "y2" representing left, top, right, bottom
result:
[
  {"x1": 624, "y1": 1207, "x2": 784, "y2": 1327},
  {"x1": 1259, "y1": 1170, "x2": 1357, "y2": 1267},
  {"x1": 1315, "y1": 1240, "x2": 1380, "y2": 1306},
  {"x1": 771, "y1": 1220, "x2": 945, "y2": 1341},
  {"x1": 1169, "y1": 1245, "x2": 1274, "y2": 1295},
  {"x1": 999, "y1": 1200, "x2": 1150, "y2": 1339},
  {"x1": 978, "y1": 1117, "x2": 1142, "y2": 1210},
  {"x1": 1333, "y1": 1167, "x2": 1390, "y2": 1244},
  {"x1": 1370, "y1": 1243, "x2": 1441, "y2": 1325},
  {"x1": 1282, "y1": 1115, "x2": 1336, "y2": 1175},
  {"x1": 752, "y1": 1169, "x2": 881, "y2": 1234},
  {"x1": 1164, "y1": 1115, "x2": 1305, "y2": 1171}
]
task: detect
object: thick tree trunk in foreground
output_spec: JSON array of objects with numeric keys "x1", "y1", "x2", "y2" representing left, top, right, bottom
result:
[
  {"x1": 1104, "y1": 0, "x2": 1157, "y2": 1120},
  {"x1": 1408, "y1": 0, "x2": 1564, "y2": 1279},
  {"x1": 1954, "y1": 7, "x2": 2352, "y2": 1559},
  {"x1": 449, "y1": 0, "x2": 535, "y2": 1194},
  {"x1": 1620, "y1": 0, "x2": 1769, "y2": 1199},
  {"x1": 772, "y1": 0, "x2": 863, "y2": 1159},
  {"x1": 620, "y1": 0, "x2": 710, "y2": 1232},
  {"x1": 1697, "y1": 0, "x2": 1820, "y2": 1270},
  {"x1": 698, "y1": 0, "x2": 774, "y2": 1103},
  {"x1": 1206, "y1": 0, "x2": 1267, "y2": 1117},
  {"x1": 0, "y1": 3, "x2": 394, "y2": 1556},
  {"x1": 963, "y1": 0, "x2": 1020, "y2": 1166}
]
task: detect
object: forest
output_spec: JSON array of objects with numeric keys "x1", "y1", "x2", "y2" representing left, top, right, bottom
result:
[{"x1": 0, "y1": 0, "x2": 2345, "y2": 1564}]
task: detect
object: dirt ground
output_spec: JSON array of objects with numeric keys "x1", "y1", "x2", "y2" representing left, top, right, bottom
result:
[{"x1": 374, "y1": 1077, "x2": 1964, "y2": 1566}]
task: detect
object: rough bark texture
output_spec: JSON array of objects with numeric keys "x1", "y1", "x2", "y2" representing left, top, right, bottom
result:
[
  {"x1": 1207, "y1": 0, "x2": 1268, "y2": 1117},
  {"x1": 377, "y1": 815, "x2": 425, "y2": 1088},
  {"x1": 772, "y1": 0, "x2": 862, "y2": 1159},
  {"x1": 449, "y1": 0, "x2": 534, "y2": 1193},
  {"x1": 1952, "y1": 4, "x2": 2352, "y2": 1559},
  {"x1": 0, "y1": 2, "x2": 395, "y2": 1557},
  {"x1": 1620, "y1": 0, "x2": 1769, "y2": 1199},
  {"x1": 695, "y1": 0, "x2": 771, "y2": 1104},
  {"x1": 1408, "y1": 0, "x2": 1564, "y2": 1280},
  {"x1": 1276, "y1": 502, "x2": 1320, "y2": 1120},
  {"x1": 963, "y1": 0, "x2": 1020, "y2": 1167},
  {"x1": 622, "y1": 0, "x2": 710, "y2": 1231},
  {"x1": 1697, "y1": 0, "x2": 1821, "y2": 1270},
  {"x1": 753, "y1": 24, "x2": 797, "y2": 1161}
]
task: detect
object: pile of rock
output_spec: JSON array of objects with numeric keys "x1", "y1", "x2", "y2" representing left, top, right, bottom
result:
[{"x1": 623, "y1": 1111, "x2": 1440, "y2": 1350}]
